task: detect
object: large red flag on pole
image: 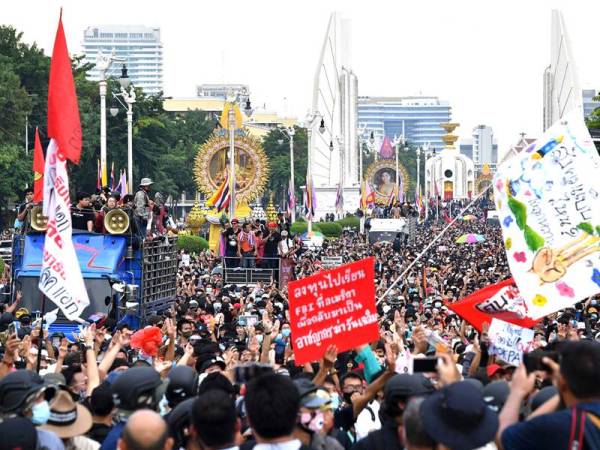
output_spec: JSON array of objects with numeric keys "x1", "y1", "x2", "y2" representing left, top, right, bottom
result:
[
  {"x1": 33, "y1": 127, "x2": 45, "y2": 203},
  {"x1": 47, "y1": 10, "x2": 82, "y2": 164}
]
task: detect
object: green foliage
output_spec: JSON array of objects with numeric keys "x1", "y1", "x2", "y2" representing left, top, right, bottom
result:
[
  {"x1": 262, "y1": 127, "x2": 308, "y2": 202},
  {"x1": 0, "y1": 257, "x2": 4, "y2": 274},
  {"x1": 316, "y1": 222, "x2": 342, "y2": 237},
  {"x1": 176, "y1": 235, "x2": 209, "y2": 254},
  {"x1": 336, "y1": 215, "x2": 360, "y2": 230}
]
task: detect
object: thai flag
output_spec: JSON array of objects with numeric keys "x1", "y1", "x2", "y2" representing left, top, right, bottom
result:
[
  {"x1": 335, "y1": 184, "x2": 344, "y2": 215},
  {"x1": 304, "y1": 174, "x2": 316, "y2": 220},
  {"x1": 208, "y1": 174, "x2": 231, "y2": 213},
  {"x1": 287, "y1": 179, "x2": 295, "y2": 217}
]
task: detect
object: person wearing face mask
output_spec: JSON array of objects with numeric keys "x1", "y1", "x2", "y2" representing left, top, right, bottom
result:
[
  {"x1": 0, "y1": 369, "x2": 66, "y2": 450},
  {"x1": 293, "y1": 379, "x2": 344, "y2": 450}
]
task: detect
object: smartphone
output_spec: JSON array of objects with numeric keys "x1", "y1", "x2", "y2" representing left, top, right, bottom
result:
[
  {"x1": 412, "y1": 357, "x2": 439, "y2": 373},
  {"x1": 523, "y1": 350, "x2": 559, "y2": 374},
  {"x1": 8, "y1": 321, "x2": 20, "y2": 337},
  {"x1": 234, "y1": 363, "x2": 274, "y2": 384}
]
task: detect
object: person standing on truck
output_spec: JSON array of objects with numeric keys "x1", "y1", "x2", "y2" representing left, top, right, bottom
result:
[
  {"x1": 133, "y1": 178, "x2": 153, "y2": 241},
  {"x1": 15, "y1": 188, "x2": 34, "y2": 233},
  {"x1": 71, "y1": 192, "x2": 95, "y2": 232}
]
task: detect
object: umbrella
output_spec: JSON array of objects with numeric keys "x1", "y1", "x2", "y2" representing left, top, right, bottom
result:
[
  {"x1": 462, "y1": 214, "x2": 477, "y2": 221},
  {"x1": 300, "y1": 231, "x2": 325, "y2": 248},
  {"x1": 456, "y1": 233, "x2": 486, "y2": 244}
]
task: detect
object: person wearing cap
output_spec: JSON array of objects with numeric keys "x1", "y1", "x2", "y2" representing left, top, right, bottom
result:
[
  {"x1": 88, "y1": 384, "x2": 116, "y2": 445},
  {"x1": 293, "y1": 378, "x2": 344, "y2": 450},
  {"x1": 133, "y1": 178, "x2": 153, "y2": 240},
  {"x1": 0, "y1": 416, "x2": 39, "y2": 450},
  {"x1": 0, "y1": 369, "x2": 66, "y2": 450},
  {"x1": 71, "y1": 191, "x2": 95, "y2": 232},
  {"x1": 418, "y1": 381, "x2": 499, "y2": 450},
  {"x1": 41, "y1": 389, "x2": 100, "y2": 450},
  {"x1": 16, "y1": 187, "x2": 35, "y2": 233},
  {"x1": 499, "y1": 340, "x2": 600, "y2": 450}
]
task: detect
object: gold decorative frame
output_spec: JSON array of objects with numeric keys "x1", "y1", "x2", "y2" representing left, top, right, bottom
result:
[
  {"x1": 364, "y1": 159, "x2": 410, "y2": 204},
  {"x1": 194, "y1": 132, "x2": 269, "y2": 203}
]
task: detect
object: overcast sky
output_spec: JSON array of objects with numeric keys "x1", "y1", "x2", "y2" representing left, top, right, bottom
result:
[{"x1": 3, "y1": 0, "x2": 598, "y2": 154}]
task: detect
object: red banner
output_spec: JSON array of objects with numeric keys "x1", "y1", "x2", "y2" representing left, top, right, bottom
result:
[
  {"x1": 288, "y1": 257, "x2": 378, "y2": 364},
  {"x1": 447, "y1": 278, "x2": 539, "y2": 333}
]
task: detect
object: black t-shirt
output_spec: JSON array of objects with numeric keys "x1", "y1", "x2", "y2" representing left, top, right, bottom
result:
[
  {"x1": 87, "y1": 423, "x2": 112, "y2": 444},
  {"x1": 263, "y1": 231, "x2": 281, "y2": 256},
  {"x1": 71, "y1": 206, "x2": 95, "y2": 231},
  {"x1": 224, "y1": 229, "x2": 240, "y2": 254}
]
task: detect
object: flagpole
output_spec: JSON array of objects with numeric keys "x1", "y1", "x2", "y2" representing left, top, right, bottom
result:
[{"x1": 228, "y1": 105, "x2": 236, "y2": 220}]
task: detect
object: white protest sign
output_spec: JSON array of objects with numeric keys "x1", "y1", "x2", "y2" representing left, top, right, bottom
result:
[
  {"x1": 493, "y1": 109, "x2": 600, "y2": 319},
  {"x1": 321, "y1": 256, "x2": 343, "y2": 269},
  {"x1": 488, "y1": 318, "x2": 535, "y2": 366},
  {"x1": 38, "y1": 140, "x2": 90, "y2": 320}
]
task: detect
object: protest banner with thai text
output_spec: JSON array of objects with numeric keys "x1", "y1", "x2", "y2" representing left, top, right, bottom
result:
[
  {"x1": 493, "y1": 110, "x2": 600, "y2": 319},
  {"x1": 288, "y1": 257, "x2": 378, "y2": 364},
  {"x1": 488, "y1": 318, "x2": 535, "y2": 366}
]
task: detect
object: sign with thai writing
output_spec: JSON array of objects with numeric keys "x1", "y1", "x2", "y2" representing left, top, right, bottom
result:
[
  {"x1": 38, "y1": 140, "x2": 90, "y2": 320},
  {"x1": 321, "y1": 256, "x2": 343, "y2": 269},
  {"x1": 493, "y1": 109, "x2": 600, "y2": 319},
  {"x1": 288, "y1": 257, "x2": 378, "y2": 364},
  {"x1": 488, "y1": 318, "x2": 535, "y2": 366}
]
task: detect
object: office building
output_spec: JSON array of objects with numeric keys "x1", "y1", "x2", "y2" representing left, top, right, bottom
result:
[
  {"x1": 82, "y1": 25, "x2": 163, "y2": 95},
  {"x1": 357, "y1": 96, "x2": 452, "y2": 150},
  {"x1": 583, "y1": 89, "x2": 600, "y2": 119},
  {"x1": 459, "y1": 125, "x2": 498, "y2": 172}
]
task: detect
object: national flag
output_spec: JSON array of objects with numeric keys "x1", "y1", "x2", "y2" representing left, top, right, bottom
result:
[
  {"x1": 215, "y1": 187, "x2": 230, "y2": 213},
  {"x1": 96, "y1": 159, "x2": 101, "y2": 190},
  {"x1": 114, "y1": 169, "x2": 122, "y2": 195},
  {"x1": 39, "y1": 140, "x2": 90, "y2": 320},
  {"x1": 386, "y1": 186, "x2": 397, "y2": 207},
  {"x1": 110, "y1": 162, "x2": 115, "y2": 191},
  {"x1": 33, "y1": 127, "x2": 45, "y2": 203},
  {"x1": 335, "y1": 184, "x2": 344, "y2": 215},
  {"x1": 447, "y1": 279, "x2": 539, "y2": 333},
  {"x1": 207, "y1": 174, "x2": 229, "y2": 207},
  {"x1": 47, "y1": 10, "x2": 82, "y2": 164},
  {"x1": 398, "y1": 178, "x2": 404, "y2": 204},
  {"x1": 287, "y1": 179, "x2": 295, "y2": 217},
  {"x1": 379, "y1": 136, "x2": 394, "y2": 159}
]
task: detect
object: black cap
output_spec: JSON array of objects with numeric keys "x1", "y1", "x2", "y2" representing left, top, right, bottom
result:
[
  {"x1": 384, "y1": 374, "x2": 434, "y2": 399},
  {"x1": 0, "y1": 417, "x2": 38, "y2": 449},
  {"x1": 482, "y1": 380, "x2": 509, "y2": 412},
  {"x1": 0, "y1": 369, "x2": 46, "y2": 414}
]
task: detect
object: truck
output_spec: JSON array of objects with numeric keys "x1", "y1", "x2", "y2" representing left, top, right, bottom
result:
[{"x1": 11, "y1": 223, "x2": 178, "y2": 336}]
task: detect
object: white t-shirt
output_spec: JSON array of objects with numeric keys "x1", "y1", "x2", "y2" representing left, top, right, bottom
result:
[{"x1": 181, "y1": 254, "x2": 190, "y2": 267}]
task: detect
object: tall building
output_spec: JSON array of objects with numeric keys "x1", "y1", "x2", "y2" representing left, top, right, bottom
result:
[
  {"x1": 583, "y1": 89, "x2": 600, "y2": 119},
  {"x1": 542, "y1": 10, "x2": 582, "y2": 131},
  {"x1": 82, "y1": 25, "x2": 163, "y2": 95},
  {"x1": 357, "y1": 96, "x2": 452, "y2": 150},
  {"x1": 460, "y1": 125, "x2": 498, "y2": 172}
]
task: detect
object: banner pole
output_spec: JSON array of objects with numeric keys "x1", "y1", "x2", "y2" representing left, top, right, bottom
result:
[
  {"x1": 36, "y1": 294, "x2": 47, "y2": 373},
  {"x1": 377, "y1": 146, "x2": 519, "y2": 304}
]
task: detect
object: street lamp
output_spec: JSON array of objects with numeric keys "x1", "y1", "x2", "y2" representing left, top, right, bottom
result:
[
  {"x1": 96, "y1": 50, "x2": 124, "y2": 187},
  {"x1": 113, "y1": 64, "x2": 136, "y2": 195},
  {"x1": 278, "y1": 125, "x2": 296, "y2": 222},
  {"x1": 305, "y1": 111, "x2": 324, "y2": 233}
]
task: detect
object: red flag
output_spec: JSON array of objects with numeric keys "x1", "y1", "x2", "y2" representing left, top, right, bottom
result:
[
  {"x1": 47, "y1": 10, "x2": 82, "y2": 164},
  {"x1": 33, "y1": 127, "x2": 45, "y2": 203},
  {"x1": 447, "y1": 278, "x2": 540, "y2": 333}
]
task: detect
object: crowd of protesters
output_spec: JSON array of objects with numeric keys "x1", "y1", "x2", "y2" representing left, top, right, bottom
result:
[{"x1": 1, "y1": 194, "x2": 600, "y2": 450}]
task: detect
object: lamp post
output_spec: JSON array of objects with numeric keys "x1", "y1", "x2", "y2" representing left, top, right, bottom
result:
[
  {"x1": 278, "y1": 126, "x2": 296, "y2": 222},
  {"x1": 116, "y1": 65, "x2": 135, "y2": 194},
  {"x1": 96, "y1": 50, "x2": 124, "y2": 187}
]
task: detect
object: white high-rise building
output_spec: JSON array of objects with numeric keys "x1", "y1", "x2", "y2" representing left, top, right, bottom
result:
[{"x1": 82, "y1": 25, "x2": 163, "y2": 95}]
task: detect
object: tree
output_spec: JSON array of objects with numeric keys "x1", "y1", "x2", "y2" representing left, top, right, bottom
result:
[
  {"x1": 262, "y1": 126, "x2": 308, "y2": 205},
  {"x1": 586, "y1": 94, "x2": 600, "y2": 153}
]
